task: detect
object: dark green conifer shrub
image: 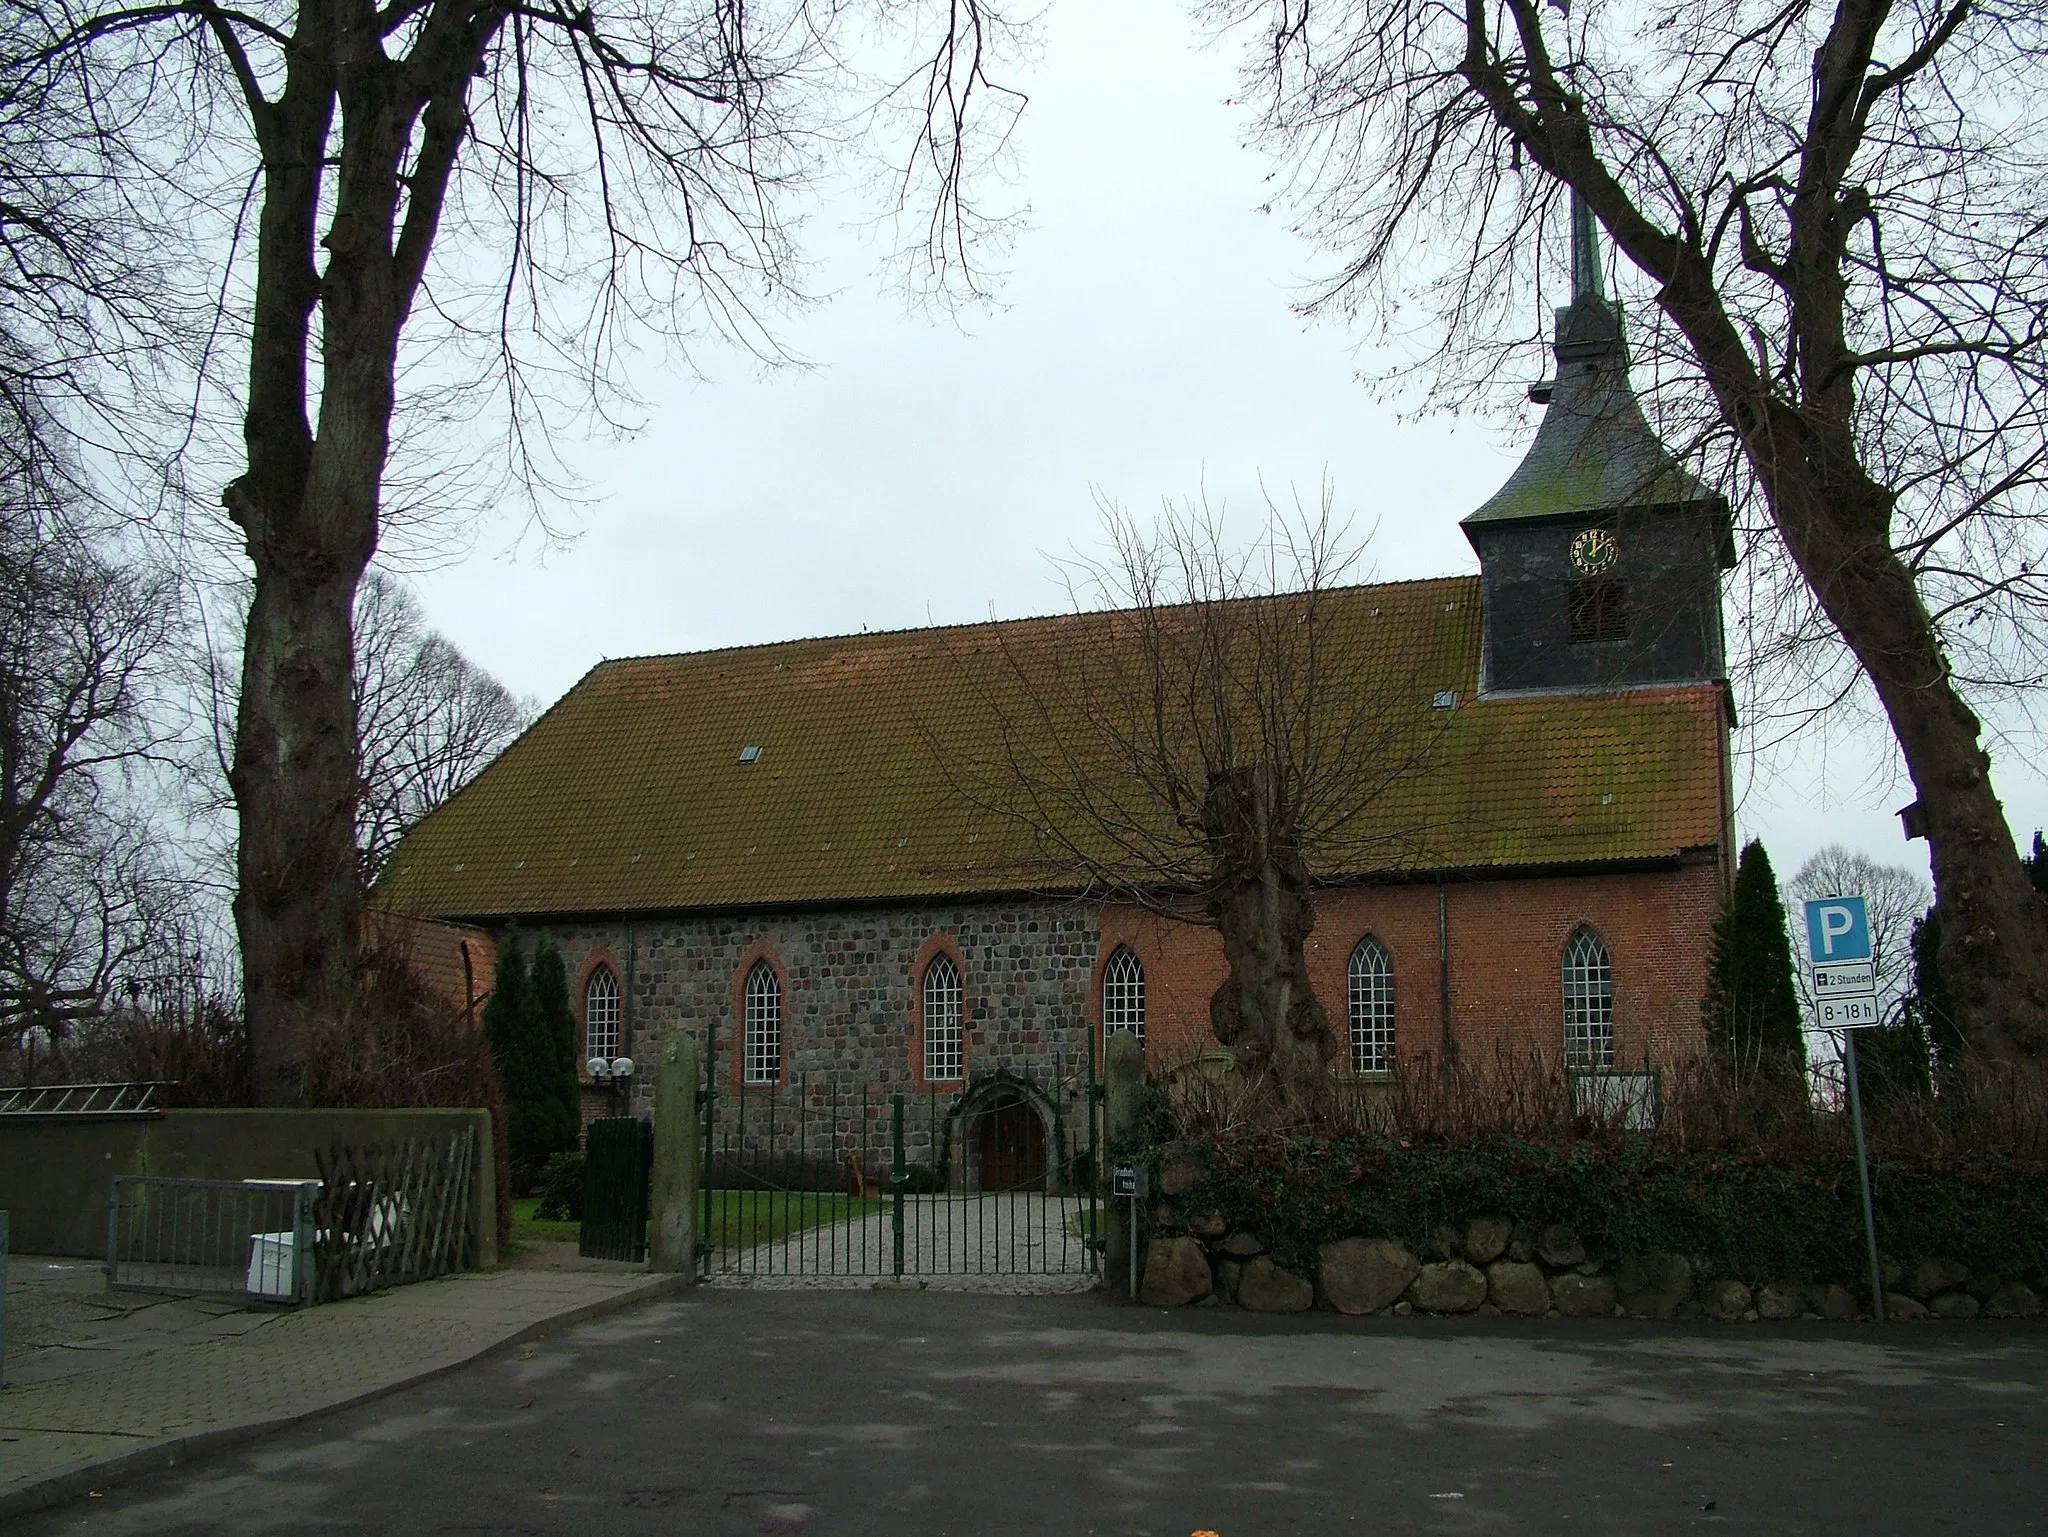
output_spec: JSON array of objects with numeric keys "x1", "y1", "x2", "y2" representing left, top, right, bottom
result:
[
  {"x1": 1703, "y1": 840, "x2": 1805, "y2": 1073},
  {"x1": 484, "y1": 934, "x2": 581, "y2": 1190}
]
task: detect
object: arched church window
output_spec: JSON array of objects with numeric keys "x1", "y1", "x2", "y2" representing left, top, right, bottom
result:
[
  {"x1": 1562, "y1": 928, "x2": 1615, "y2": 1071},
  {"x1": 744, "y1": 961, "x2": 782, "y2": 1084},
  {"x1": 585, "y1": 966, "x2": 620, "y2": 1061},
  {"x1": 923, "y1": 954, "x2": 964, "y2": 1082},
  {"x1": 1347, "y1": 937, "x2": 1394, "y2": 1075},
  {"x1": 1101, "y1": 947, "x2": 1145, "y2": 1048}
]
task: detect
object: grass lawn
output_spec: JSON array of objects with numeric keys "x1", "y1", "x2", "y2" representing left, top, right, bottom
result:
[
  {"x1": 511, "y1": 1191, "x2": 884, "y2": 1251},
  {"x1": 511, "y1": 1197, "x2": 579, "y2": 1245},
  {"x1": 704, "y1": 1189, "x2": 885, "y2": 1250}
]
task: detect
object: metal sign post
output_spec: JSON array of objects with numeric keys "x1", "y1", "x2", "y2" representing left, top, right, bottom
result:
[
  {"x1": 1112, "y1": 1166, "x2": 1147, "y2": 1301},
  {"x1": 1803, "y1": 896, "x2": 1886, "y2": 1322}
]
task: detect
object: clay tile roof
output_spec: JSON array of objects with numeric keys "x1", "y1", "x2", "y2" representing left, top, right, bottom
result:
[{"x1": 376, "y1": 576, "x2": 1726, "y2": 922}]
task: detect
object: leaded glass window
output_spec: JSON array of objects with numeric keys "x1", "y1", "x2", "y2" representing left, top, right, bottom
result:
[
  {"x1": 744, "y1": 961, "x2": 781, "y2": 1084},
  {"x1": 1347, "y1": 937, "x2": 1394, "y2": 1074},
  {"x1": 1563, "y1": 928, "x2": 1615, "y2": 1071},
  {"x1": 585, "y1": 966, "x2": 621, "y2": 1061},
  {"x1": 1101, "y1": 947, "x2": 1145, "y2": 1048},
  {"x1": 923, "y1": 954, "x2": 964, "y2": 1082}
]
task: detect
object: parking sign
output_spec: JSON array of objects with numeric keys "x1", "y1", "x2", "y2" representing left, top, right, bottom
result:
[
  {"x1": 1803, "y1": 896, "x2": 1879, "y2": 1029},
  {"x1": 1803, "y1": 896, "x2": 1872, "y2": 964}
]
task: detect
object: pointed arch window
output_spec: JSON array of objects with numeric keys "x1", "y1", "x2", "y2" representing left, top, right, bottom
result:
[
  {"x1": 1563, "y1": 928, "x2": 1615, "y2": 1071},
  {"x1": 1347, "y1": 937, "x2": 1395, "y2": 1075},
  {"x1": 922, "y1": 954, "x2": 964, "y2": 1082},
  {"x1": 1101, "y1": 947, "x2": 1145, "y2": 1048},
  {"x1": 585, "y1": 966, "x2": 621, "y2": 1061},
  {"x1": 744, "y1": 961, "x2": 782, "y2": 1084}
]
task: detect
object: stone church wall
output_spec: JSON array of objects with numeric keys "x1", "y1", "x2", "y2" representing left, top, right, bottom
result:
[
  {"x1": 545, "y1": 898, "x2": 1101, "y2": 1158},
  {"x1": 540, "y1": 860, "x2": 1717, "y2": 1146}
]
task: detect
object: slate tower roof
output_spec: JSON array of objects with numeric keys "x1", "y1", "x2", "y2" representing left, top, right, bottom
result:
[
  {"x1": 1461, "y1": 194, "x2": 1735, "y2": 697},
  {"x1": 1464, "y1": 197, "x2": 1721, "y2": 529}
]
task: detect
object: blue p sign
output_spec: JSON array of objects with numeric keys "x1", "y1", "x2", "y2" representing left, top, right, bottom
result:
[{"x1": 1803, "y1": 896, "x2": 1872, "y2": 963}]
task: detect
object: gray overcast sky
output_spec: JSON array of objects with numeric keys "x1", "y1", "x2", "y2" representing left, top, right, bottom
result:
[{"x1": 405, "y1": 0, "x2": 2047, "y2": 892}]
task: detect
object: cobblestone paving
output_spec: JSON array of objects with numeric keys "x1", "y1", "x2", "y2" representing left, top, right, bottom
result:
[{"x1": 703, "y1": 1192, "x2": 1102, "y2": 1293}]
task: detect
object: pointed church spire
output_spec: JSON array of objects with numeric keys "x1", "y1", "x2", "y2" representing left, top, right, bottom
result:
[
  {"x1": 1570, "y1": 189, "x2": 1604, "y2": 304},
  {"x1": 1461, "y1": 175, "x2": 1715, "y2": 532}
]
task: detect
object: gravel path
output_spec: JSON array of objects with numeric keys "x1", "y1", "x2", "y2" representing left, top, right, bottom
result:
[{"x1": 703, "y1": 1192, "x2": 1102, "y2": 1293}]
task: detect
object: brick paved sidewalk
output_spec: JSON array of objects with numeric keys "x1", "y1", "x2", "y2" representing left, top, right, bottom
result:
[{"x1": 0, "y1": 1255, "x2": 682, "y2": 1520}]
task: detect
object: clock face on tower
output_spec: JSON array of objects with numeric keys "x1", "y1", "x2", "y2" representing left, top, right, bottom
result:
[{"x1": 1570, "y1": 527, "x2": 1617, "y2": 575}]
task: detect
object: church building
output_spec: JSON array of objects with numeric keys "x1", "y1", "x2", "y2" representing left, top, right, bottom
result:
[{"x1": 378, "y1": 217, "x2": 1737, "y2": 1148}]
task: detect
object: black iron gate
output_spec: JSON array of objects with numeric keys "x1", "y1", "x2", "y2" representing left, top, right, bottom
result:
[
  {"x1": 696, "y1": 1027, "x2": 1103, "y2": 1282},
  {"x1": 580, "y1": 1115, "x2": 652, "y2": 1261}
]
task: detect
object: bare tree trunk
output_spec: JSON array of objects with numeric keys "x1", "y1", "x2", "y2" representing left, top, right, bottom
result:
[
  {"x1": 1203, "y1": 763, "x2": 1333, "y2": 1110},
  {"x1": 225, "y1": 2, "x2": 490, "y2": 1102},
  {"x1": 1740, "y1": 446, "x2": 2048, "y2": 1058},
  {"x1": 1648, "y1": 257, "x2": 2048, "y2": 1058}
]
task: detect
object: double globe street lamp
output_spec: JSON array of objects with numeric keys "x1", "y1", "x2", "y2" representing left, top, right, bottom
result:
[{"x1": 586, "y1": 1054, "x2": 636, "y2": 1115}]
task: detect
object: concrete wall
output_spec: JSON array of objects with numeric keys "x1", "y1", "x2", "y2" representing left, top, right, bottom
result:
[{"x1": 0, "y1": 1108, "x2": 496, "y2": 1264}]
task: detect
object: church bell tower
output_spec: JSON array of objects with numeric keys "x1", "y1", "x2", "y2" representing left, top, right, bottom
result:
[{"x1": 1462, "y1": 194, "x2": 1735, "y2": 696}]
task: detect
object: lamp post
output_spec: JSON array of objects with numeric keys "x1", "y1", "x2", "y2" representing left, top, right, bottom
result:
[{"x1": 586, "y1": 1055, "x2": 637, "y2": 1117}]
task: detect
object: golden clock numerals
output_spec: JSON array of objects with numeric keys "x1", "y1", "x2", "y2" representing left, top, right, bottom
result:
[{"x1": 1571, "y1": 527, "x2": 1616, "y2": 575}]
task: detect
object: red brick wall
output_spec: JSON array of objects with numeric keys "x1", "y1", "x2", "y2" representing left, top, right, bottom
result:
[
  {"x1": 1097, "y1": 862, "x2": 1719, "y2": 1073},
  {"x1": 365, "y1": 910, "x2": 497, "y2": 1026}
]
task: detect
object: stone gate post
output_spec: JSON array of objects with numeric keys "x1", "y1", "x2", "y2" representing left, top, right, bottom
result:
[
  {"x1": 650, "y1": 1032, "x2": 701, "y2": 1276},
  {"x1": 1101, "y1": 1028, "x2": 1144, "y2": 1293}
]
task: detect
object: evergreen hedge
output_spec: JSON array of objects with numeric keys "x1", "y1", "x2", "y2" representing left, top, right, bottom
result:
[{"x1": 1163, "y1": 1130, "x2": 2048, "y2": 1290}]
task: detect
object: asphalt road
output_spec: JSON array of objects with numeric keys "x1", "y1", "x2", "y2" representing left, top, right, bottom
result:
[{"x1": 10, "y1": 1287, "x2": 2045, "y2": 1535}]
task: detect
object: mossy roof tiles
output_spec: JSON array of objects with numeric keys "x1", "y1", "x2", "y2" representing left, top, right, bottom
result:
[{"x1": 377, "y1": 575, "x2": 1726, "y2": 921}]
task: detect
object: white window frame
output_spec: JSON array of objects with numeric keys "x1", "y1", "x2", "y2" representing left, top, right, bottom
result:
[
  {"x1": 1101, "y1": 947, "x2": 1145, "y2": 1048},
  {"x1": 1563, "y1": 928, "x2": 1616, "y2": 1071},
  {"x1": 585, "y1": 966, "x2": 621, "y2": 1061},
  {"x1": 1347, "y1": 937, "x2": 1395, "y2": 1075},
  {"x1": 922, "y1": 953, "x2": 964, "y2": 1082},
  {"x1": 744, "y1": 961, "x2": 782, "y2": 1084}
]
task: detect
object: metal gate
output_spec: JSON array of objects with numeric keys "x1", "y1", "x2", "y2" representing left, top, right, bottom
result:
[
  {"x1": 580, "y1": 1115, "x2": 652, "y2": 1262},
  {"x1": 697, "y1": 1028, "x2": 1103, "y2": 1283}
]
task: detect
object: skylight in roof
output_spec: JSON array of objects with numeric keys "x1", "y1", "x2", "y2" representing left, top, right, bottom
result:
[{"x1": 738, "y1": 745, "x2": 762, "y2": 764}]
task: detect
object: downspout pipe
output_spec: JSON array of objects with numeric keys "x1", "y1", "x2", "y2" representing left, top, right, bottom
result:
[
  {"x1": 1438, "y1": 880, "x2": 1453, "y2": 1065},
  {"x1": 625, "y1": 925, "x2": 639, "y2": 1109}
]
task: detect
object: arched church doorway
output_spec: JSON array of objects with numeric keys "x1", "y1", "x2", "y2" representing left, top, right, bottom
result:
[{"x1": 972, "y1": 1089, "x2": 1048, "y2": 1193}]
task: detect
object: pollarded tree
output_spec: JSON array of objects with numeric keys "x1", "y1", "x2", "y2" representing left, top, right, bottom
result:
[
  {"x1": 958, "y1": 499, "x2": 1451, "y2": 1114},
  {"x1": 16, "y1": 0, "x2": 1024, "y2": 1101},
  {"x1": 1703, "y1": 840, "x2": 1805, "y2": 1075},
  {"x1": 1214, "y1": 0, "x2": 2048, "y2": 1057}
]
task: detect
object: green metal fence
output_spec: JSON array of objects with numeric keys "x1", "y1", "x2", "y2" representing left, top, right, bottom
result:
[
  {"x1": 581, "y1": 1116, "x2": 653, "y2": 1262},
  {"x1": 698, "y1": 1027, "x2": 1103, "y2": 1282}
]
